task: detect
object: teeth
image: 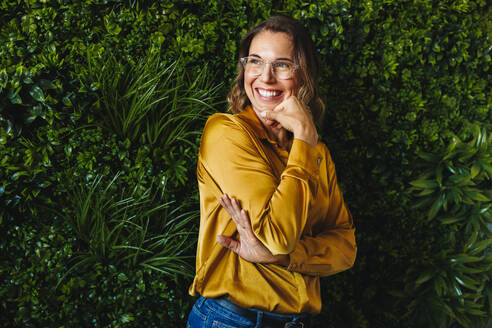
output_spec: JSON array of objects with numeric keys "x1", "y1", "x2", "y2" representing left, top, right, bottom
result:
[{"x1": 257, "y1": 89, "x2": 281, "y2": 97}]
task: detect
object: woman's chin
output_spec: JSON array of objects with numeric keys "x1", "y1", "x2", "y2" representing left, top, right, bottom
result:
[{"x1": 252, "y1": 102, "x2": 280, "y2": 113}]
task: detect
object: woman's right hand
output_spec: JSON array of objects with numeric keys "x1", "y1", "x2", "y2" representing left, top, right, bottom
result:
[
  {"x1": 217, "y1": 194, "x2": 289, "y2": 266},
  {"x1": 260, "y1": 96, "x2": 318, "y2": 147}
]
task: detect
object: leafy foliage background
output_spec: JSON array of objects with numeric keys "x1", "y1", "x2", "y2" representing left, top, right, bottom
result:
[{"x1": 0, "y1": 0, "x2": 490, "y2": 327}]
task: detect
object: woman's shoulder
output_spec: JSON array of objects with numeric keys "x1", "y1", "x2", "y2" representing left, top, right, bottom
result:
[
  {"x1": 204, "y1": 112, "x2": 237, "y2": 130},
  {"x1": 201, "y1": 112, "x2": 253, "y2": 145}
]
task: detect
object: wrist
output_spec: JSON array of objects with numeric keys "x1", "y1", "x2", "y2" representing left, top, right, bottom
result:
[
  {"x1": 294, "y1": 123, "x2": 318, "y2": 147},
  {"x1": 272, "y1": 254, "x2": 290, "y2": 267}
]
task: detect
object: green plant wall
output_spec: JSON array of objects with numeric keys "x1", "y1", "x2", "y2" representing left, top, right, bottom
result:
[{"x1": 1, "y1": 0, "x2": 490, "y2": 327}]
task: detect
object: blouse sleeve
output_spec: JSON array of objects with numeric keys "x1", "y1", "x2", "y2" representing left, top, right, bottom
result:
[
  {"x1": 199, "y1": 113, "x2": 322, "y2": 255},
  {"x1": 287, "y1": 149, "x2": 357, "y2": 277}
]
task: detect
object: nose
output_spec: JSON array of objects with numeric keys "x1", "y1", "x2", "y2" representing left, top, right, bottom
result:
[{"x1": 259, "y1": 63, "x2": 275, "y2": 82}]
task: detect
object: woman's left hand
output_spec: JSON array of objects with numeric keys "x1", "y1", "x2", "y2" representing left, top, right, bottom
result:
[
  {"x1": 217, "y1": 194, "x2": 289, "y2": 265},
  {"x1": 261, "y1": 96, "x2": 318, "y2": 147}
]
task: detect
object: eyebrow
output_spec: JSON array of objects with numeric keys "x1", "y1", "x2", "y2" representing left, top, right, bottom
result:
[{"x1": 249, "y1": 54, "x2": 294, "y2": 62}]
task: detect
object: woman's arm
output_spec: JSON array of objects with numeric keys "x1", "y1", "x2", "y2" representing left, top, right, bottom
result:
[
  {"x1": 217, "y1": 149, "x2": 356, "y2": 277},
  {"x1": 287, "y1": 149, "x2": 356, "y2": 276},
  {"x1": 216, "y1": 194, "x2": 288, "y2": 265},
  {"x1": 200, "y1": 113, "x2": 321, "y2": 255}
]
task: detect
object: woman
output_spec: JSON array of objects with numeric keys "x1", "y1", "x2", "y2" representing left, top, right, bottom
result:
[{"x1": 188, "y1": 15, "x2": 356, "y2": 328}]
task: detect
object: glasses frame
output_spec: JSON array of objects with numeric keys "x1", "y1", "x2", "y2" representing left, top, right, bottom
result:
[{"x1": 239, "y1": 56, "x2": 299, "y2": 80}]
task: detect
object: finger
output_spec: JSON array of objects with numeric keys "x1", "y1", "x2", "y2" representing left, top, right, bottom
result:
[
  {"x1": 220, "y1": 194, "x2": 232, "y2": 211},
  {"x1": 273, "y1": 103, "x2": 285, "y2": 112},
  {"x1": 261, "y1": 109, "x2": 290, "y2": 131},
  {"x1": 224, "y1": 194, "x2": 235, "y2": 209},
  {"x1": 239, "y1": 209, "x2": 259, "y2": 241},
  {"x1": 260, "y1": 110, "x2": 276, "y2": 121},
  {"x1": 240, "y1": 209, "x2": 252, "y2": 228},
  {"x1": 221, "y1": 194, "x2": 236, "y2": 214},
  {"x1": 234, "y1": 207, "x2": 249, "y2": 227},
  {"x1": 225, "y1": 203, "x2": 242, "y2": 227},
  {"x1": 231, "y1": 198, "x2": 242, "y2": 214},
  {"x1": 231, "y1": 199, "x2": 249, "y2": 230},
  {"x1": 219, "y1": 196, "x2": 235, "y2": 216},
  {"x1": 216, "y1": 235, "x2": 240, "y2": 254}
]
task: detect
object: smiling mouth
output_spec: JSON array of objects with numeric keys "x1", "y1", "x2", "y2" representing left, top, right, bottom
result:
[{"x1": 256, "y1": 88, "x2": 282, "y2": 99}]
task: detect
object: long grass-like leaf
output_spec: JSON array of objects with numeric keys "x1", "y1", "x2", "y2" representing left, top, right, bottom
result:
[{"x1": 59, "y1": 172, "x2": 199, "y2": 287}]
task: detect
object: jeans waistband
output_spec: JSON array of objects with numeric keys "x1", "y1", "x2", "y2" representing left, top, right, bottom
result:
[{"x1": 210, "y1": 297, "x2": 310, "y2": 327}]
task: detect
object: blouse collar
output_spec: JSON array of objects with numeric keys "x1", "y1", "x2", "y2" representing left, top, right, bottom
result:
[{"x1": 236, "y1": 105, "x2": 269, "y2": 140}]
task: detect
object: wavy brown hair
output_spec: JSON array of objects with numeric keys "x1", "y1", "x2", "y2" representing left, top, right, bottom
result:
[{"x1": 227, "y1": 15, "x2": 325, "y2": 123}]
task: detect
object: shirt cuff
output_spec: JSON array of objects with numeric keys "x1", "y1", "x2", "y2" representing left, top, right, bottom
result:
[
  {"x1": 287, "y1": 138, "x2": 322, "y2": 178},
  {"x1": 287, "y1": 246, "x2": 304, "y2": 272}
]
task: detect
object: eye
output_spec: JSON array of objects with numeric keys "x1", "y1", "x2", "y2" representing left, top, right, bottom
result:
[
  {"x1": 249, "y1": 58, "x2": 263, "y2": 65},
  {"x1": 274, "y1": 61, "x2": 292, "y2": 70}
]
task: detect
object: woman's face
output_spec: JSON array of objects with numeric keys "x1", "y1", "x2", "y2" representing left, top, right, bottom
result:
[{"x1": 244, "y1": 31, "x2": 298, "y2": 117}]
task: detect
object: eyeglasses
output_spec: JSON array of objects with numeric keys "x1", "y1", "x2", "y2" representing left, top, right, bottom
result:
[{"x1": 240, "y1": 56, "x2": 298, "y2": 80}]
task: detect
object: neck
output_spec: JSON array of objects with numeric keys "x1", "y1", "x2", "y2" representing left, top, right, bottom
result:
[
  {"x1": 251, "y1": 106, "x2": 292, "y2": 150},
  {"x1": 265, "y1": 124, "x2": 292, "y2": 151}
]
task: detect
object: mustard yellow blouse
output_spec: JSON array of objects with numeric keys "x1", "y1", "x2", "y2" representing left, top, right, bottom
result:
[{"x1": 189, "y1": 105, "x2": 357, "y2": 314}]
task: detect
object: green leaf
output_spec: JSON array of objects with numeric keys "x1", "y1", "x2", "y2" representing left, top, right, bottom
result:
[
  {"x1": 410, "y1": 178, "x2": 438, "y2": 189},
  {"x1": 415, "y1": 270, "x2": 435, "y2": 286},
  {"x1": 465, "y1": 231, "x2": 479, "y2": 250},
  {"x1": 433, "y1": 276, "x2": 447, "y2": 296},
  {"x1": 417, "y1": 151, "x2": 439, "y2": 162},
  {"x1": 0, "y1": 69, "x2": 7, "y2": 87},
  {"x1": 7, "y1": 88, "x2": 22, "y2": 104},
  {"x1": 427, "y1": 194, "x2": 444, "y2": 220},
  {"x1": 465, "y1": 308, "x2": 487, "y2": 316},
  {"x1": 481, "y1": 163, "x2": 492, "y2": 177},
  {"x1": 439, "y1": 217, "x2": 464, "y2": 225},
  {"x1": 453, "y1": 283, "x2": 463, "y2": 297},
  {"x1": 11, "y1": 171, "x2": 29, "y2": 180},
  {"x1": 417, "y1": 188, "x2": 435, "y2": 196},
  {"x1": 470, "y1": 163, "x2": 480, "y2": 178},
  {"x1": 39, "y1": 79, "x2": 55, "y2": 89},
  {"x1": 466, "y1": 190, "x2": 490, "y2": 202},
  {"x1": 486, "y1": 286, "x2": 492, "y2": 314},
  {"x1": 436, "y1": 165, "x2": 443, "y2": 186},
  {"x1": 29, "y1": 85, "x2": 45, "y2": 102},
  {"x1": 468, "y1": 239, "x2": 492, "y2": 255},
  {"x1": 117, "y1": 272, "x2": 128, "y2": 282},
  {"x1": 446, "y1": 163, "x2": 456, "y2": 174},
  {"x1": 455, "y1": 275, "x2": 479, "y2": 291},
  {"x1": 479, "y1": 204, "x2": 491, "y2": 214},
  {"x1": 104, "y1": 15, "x2": 122, "y2": 35},
  {"x1": 62, "y1": 93, "x2": 73, "y2": 106},
  {"x1": 121, "y1": 314, "x2": 135, "y2": 323},
  {"x1": 449, "y1": 255, "x2": 483, "y2": 264},
  {"x1": 412, "y1": 196, "x2": 434, "y2": 210}
]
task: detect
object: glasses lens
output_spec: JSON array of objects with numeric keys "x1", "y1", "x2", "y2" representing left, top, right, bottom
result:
[
  {"x1": 241, "y1": 57, "x2": 294, "y2": 79},
  {"x1": 244, "y1": 57, "x2": 264, "y2": 75},
  {"x1": 273, "y1": 61, "x2": 293, "y2": 79}
]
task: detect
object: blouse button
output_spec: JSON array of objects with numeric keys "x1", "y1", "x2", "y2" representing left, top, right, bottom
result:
[{"x1": 317, "y1": 157, "x2": 321, "y2": 165}]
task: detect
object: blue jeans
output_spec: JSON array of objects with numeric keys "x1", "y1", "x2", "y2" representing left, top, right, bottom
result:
[{"x1": 187, "y1": 296, "x2": 311, "y2": 328}]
